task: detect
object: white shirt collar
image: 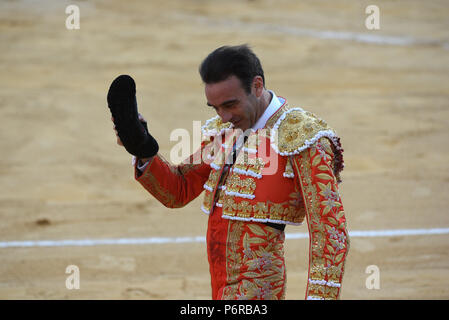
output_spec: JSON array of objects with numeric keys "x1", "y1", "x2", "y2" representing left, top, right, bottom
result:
[{"x1": 252, "y1": 90, "x2": 283, "y2": 130}]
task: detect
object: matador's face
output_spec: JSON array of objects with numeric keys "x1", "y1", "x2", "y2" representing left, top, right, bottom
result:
[{"x1": 205, "y1": 75, "x2": 264, "y2": 132}]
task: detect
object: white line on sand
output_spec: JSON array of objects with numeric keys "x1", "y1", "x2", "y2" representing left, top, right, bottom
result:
[{"x1": 1, "y1": 228, "x2": 448, "y2": 248}]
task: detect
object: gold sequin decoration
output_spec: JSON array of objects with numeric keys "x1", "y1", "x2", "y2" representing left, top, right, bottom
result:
[{"x1": 274, "y1": 109, "x2": 335, "y2": 155}]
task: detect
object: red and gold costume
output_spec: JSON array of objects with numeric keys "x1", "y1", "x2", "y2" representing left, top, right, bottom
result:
[{"x1": 135, "y1": 99, "x2": 349, "y2": 300}]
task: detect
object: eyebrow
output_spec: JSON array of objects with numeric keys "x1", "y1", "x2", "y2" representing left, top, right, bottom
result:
[{"x1": 207, "y1": 99, "x2": 239, "y2": 108}]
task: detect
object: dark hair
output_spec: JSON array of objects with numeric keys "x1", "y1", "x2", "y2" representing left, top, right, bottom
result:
[{"x1": 199, "y1": 44, "x2": 265, "y2": 94}]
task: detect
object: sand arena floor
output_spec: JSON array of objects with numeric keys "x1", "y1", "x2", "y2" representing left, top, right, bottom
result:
[{"x1": 0, "y1": 0, "x2": 448, "y2": 299}]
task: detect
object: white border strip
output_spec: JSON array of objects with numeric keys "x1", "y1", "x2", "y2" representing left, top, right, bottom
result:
[{"x1": 0, "y1": 228, "x2": 448, "y2": 248}]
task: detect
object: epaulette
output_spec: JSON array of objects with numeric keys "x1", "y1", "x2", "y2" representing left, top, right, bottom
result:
[{"x1": 270, "y1": 107, "x2": 341, "y2": 156}]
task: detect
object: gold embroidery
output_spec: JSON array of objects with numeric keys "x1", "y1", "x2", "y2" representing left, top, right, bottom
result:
[
  {"x1": 233, "y1": 157, "x2": 265, "y2": 179},
  {"x1": 292, "y1": 140, "x2": 349, "y2": 300},
  {"x1": 222, "y1": 221, "x2": 244, "y2": 299},
  {"x1": 222, "y1": 195, "x2": 304, "y2": 224},
  {"x1": 273, "y1": 108, "x2": 336, "y2": 155},
  {"x1": 204, "y1": 169, "x2": 221, "y2": 191},
  {"x1": 264, "y1": 103, "x2": 290, "y2": 130},
  {"x1": 269, "y1": 203, "x2": 284, "y2": 221},
  {"x1": 203, "y1": 189, "x2": 213, "y2": 212},
  {"x1": 245, "y1": 132, "x2": 260, "y2": 149},
  {"x1": 283, "y1": 157, "x2": 294, "y2": 177},
  {"x1": 224, "y1": 173, "x2": 257, "y2": 196},
  {"x1": 237, "y1": 201, "x2": 252, "y2": 218},
  {"x1": 222, "y1": 221, "x2": 286, "y2": 300},
  {"x1": 240, "y1": 178, "x2": 256, "y2": 195},
  {"x1": 247, "y1": 158, "x2": 265, "y2": 175},
  {"x1": 233, "y1": 162, "x2": 247, "y2": 172},
  {"x1": 139, "y1": 156, "x2": 183, "y2": 208},
  {"x1": 253, "y1": 202, "x2": 268, "y2": 219},
  {"x1": 203, "y1": 168, "x2": 223, "y2": 213},
  {"x1": 223, "y1": 197, "x2": 238, "y2": 217},
  {"x1": 226, "y1": 175, "x2": 240, "y2": 193},
  {"x1": 202, "y1": 115, "x2": 233, "y2": 137}
]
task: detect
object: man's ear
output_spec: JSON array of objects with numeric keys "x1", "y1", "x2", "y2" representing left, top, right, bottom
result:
[{"x1": 252, "y1": 76, "x2": 264, "y2": 98}]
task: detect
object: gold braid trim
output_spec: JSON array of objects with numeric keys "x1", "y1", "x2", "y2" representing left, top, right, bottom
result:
[{"x1": 291, "y1": 141, "x2": 349, "y2": 300}]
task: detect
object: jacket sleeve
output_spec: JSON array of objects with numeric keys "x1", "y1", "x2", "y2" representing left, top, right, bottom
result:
[
  {"x1": 291, "y1": 138, "x2": 350, "y2": 300},
  {"x1": 135, "y1": 140, "x2": 212, "y2": 208}
]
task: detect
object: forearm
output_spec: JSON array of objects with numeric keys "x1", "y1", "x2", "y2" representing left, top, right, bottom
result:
[{"x1": 135, "y1": 145, "x2": 212, "y2": 208}]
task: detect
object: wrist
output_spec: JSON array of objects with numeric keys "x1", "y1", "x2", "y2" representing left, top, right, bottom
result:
[{"x1": 138, "y1": 157, "x2": 153, "y2": 165}]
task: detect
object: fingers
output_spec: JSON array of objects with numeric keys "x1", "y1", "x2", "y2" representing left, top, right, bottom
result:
[
  {"x1": 138, "y1": 113, "x2": 146, "y2": 123},
  {"x1": 114, "y1": 129, "x2": 123, "y2": 146},
  {"x1": 114, "y1": 128, "x2": 124, "y2": 146},
  {"x1": 111, "y1": 116, "x2": 124, "y2": 146},
  {"x1": 116, "y1": 136, "x2": 123, "y2": 146}
]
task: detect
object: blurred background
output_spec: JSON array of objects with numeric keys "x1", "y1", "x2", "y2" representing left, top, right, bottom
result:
[{"x1": 0, "y1": 0, "x2": 448, "y2": 299}]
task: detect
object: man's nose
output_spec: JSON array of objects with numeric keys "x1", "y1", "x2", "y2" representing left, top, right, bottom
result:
[{"x1": 217, "y1": 108, "x2": 232, "y2": 123}]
